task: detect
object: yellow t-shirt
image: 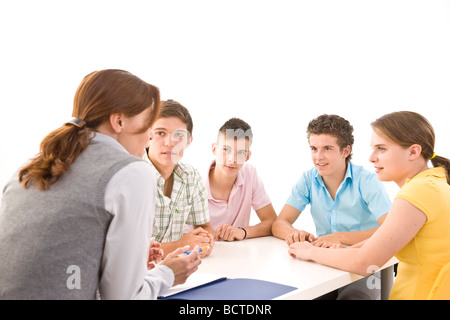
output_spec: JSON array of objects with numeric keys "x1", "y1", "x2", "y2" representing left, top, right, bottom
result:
[{"x1": 389, "y1": 167, "x2": 450, "y2": 300}]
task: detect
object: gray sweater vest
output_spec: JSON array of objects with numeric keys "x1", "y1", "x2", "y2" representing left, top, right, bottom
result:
[{"x1": 0, "y1": 138, "x2": 143, "y2": 299}]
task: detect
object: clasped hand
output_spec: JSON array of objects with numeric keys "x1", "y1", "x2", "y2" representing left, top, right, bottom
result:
[
  {"x1": 182, "y1": 227, "x2": 214, "y2": 257},
  {"x1": 214, "y1": 224, "x2": 246, "y2": 241}
]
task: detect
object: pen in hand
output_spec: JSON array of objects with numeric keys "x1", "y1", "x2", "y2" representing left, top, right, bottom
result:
[{"x1": 176, "y1": 246, "x2": 210, "y2": 258}]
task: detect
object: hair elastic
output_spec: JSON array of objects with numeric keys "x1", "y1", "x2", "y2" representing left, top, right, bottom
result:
[
  {"x1": 65, "y1": 117, "x2": 86, "y2": 128},
  {"x1": 431, "y1": 152, "x2": 436, "y2": 160},
  {"x1": 239, "y1": 227, "x2": 247, "y2": 239}
]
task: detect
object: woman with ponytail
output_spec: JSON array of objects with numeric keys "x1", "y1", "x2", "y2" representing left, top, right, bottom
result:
[
  {"x1": 0, "y1": 69, "x2": 201, "y2": 299},
  {"x1": 288, "y1": 111, "x2": 450, "y2": 299}
]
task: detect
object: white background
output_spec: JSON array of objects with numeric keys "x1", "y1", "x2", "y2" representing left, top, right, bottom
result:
[{"x1": 1, "y1": 1, "x2": 449, "y2": 233}]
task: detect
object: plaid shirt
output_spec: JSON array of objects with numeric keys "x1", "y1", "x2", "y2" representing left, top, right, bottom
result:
[{"x1": 147, "y1": 160, "x2": 210, "y2": 243}]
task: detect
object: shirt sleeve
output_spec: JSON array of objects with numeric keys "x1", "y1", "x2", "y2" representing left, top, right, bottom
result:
[
  {"x1": 249, "y1": 165, "x2": 272, "y2": 211},
  {"x1": 285, "y1": 171, "x2": 311, "y2": 213},
  {"x1": 395, "y1": 177, "x2": 439, "y2": 223},
  {"x1": 99, "y1": 161, "x2": 174, "y2": 300},
  {"x1": 185, "y1": 168, "x2": 210, "y2": 226},
  {"x1": 359, "y1": 172, "x2": 392, "y2": 221}
]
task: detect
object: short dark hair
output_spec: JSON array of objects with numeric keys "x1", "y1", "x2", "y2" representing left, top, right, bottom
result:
[
  {"x1": 158, "y1": 99, "x2": 193, "y2": 135},
  {"x1": 307, "y1": 114, "x2": 354, "y2": 163},
  {"x1": 218, "y1": 118, "x2": 253, "y2": 144}
]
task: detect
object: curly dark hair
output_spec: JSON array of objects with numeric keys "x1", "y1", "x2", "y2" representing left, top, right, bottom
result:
[{"x1": 306, "y1": 114, "x2": 354, "y2": 164}]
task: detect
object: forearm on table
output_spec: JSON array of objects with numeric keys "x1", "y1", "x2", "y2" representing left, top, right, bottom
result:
[
  {"x1": 308, "y1": 246, "x2": 367, "y2": 276},
  {"x1": 244, "y1": 218, "x2": 275, "y2": 239},
  {"x1": 308, "y1": 242, "x2": 389, "y2": 276},
  {"x1": 271, "y1": 219, "x2": 297, "y2": 240},
  {"x1": 336, "y1": 227, "x2": 378, "y2": 245},
  {"x1": 160, "y1": 240, "x2": 183, "y2": 258},
  {"x1": 272, "y1": 219, "x2": 297, "y2": 240},
  {"x1": 194, "y1": 222, "x2": 214, "y2": 235}
]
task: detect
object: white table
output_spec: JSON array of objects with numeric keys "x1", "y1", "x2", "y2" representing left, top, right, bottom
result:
[{"x1": 197, "y1": 236, "x2": 397, "y2": 300}]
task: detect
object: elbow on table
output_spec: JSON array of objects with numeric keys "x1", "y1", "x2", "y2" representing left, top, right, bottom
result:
[
  {"x1": 353, "y1": 253, "x2": 388, "y2": 277},
  {"x1": 271, "y1": 218, "x2": 288, "y2": 238}
]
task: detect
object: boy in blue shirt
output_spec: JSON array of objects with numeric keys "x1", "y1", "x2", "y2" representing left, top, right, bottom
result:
[{"x1": 272, "y1": 114, "x2": 391, "y2": 299}]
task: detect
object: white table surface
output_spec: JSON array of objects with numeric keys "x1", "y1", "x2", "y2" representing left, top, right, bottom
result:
[{"x1": 197, "y1": 236, "x2": 397, "y2": 300}]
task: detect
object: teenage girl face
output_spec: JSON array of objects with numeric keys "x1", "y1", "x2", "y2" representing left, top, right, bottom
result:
[
  {"x1": 309, "y1": 134, "x2": 350, "y2": 179},
  {"x1": 116, "y1": 106, "x2": 154, "y2": 158},
  {"x1": 369, "y1": 131, "x2": 411, "y2": 186},
  {"x1": 147, "y1": 116, "x2": 191, "y2": 169}
]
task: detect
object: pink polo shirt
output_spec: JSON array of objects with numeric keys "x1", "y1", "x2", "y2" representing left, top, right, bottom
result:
[{"x1": 206, "y1": 161, "x2": 272, "y2": 229}]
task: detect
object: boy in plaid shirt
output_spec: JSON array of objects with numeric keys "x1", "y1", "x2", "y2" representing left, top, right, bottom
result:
[{"x1": 145, "y1": 100, "x2": 214, "y2": 258}]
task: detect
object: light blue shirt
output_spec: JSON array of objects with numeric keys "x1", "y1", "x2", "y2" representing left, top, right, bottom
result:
[{"x1": 286, "y1": 163, "x2": 392, "y2": 237}]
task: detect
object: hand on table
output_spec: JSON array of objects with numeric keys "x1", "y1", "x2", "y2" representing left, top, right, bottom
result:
[
  {"x1": 183, "y1": 227, "x2": 214, "y2": 257},
  {"x1": 285, "y1": 229, "x2": 316, "y2": 245},
  {"x1": 214, "y1": 224, "x2": 246, "y2": 241}
]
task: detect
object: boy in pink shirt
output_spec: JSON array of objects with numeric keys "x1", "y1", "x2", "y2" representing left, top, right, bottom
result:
[{"x1": 208, "y1": 118, "x2": 277, "y2": 241}]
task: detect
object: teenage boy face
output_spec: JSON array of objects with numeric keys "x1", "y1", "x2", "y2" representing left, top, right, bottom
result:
[
  {"x1": 147, "y1": 116, "x2": 191, "y2": 167},
  {"x1": 213, "y1": 134, "x2": 251, "y2": 176},
  {"x1": 308, "y1": 134, "x2": 350, "y2": 178}
]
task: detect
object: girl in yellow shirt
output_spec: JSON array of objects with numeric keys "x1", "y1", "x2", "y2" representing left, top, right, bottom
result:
[{"x1": 288, "y1": 111, "x2": 450, "y2": 299}]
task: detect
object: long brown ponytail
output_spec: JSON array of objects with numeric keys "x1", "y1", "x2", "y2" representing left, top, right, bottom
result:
[
  {"x1": 371, "y1": 111, "x2": 450, "y2": 184},
  {"x1": 19, "y1": 69, "x2": 160, "y2": 190}
]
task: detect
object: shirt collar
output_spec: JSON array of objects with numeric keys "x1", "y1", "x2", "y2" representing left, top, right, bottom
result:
[
  {"x1": 405, "y1": 167, "x2": 446, "y2": 184},
  {"x1": 314, "y1": 162, "x2": 353, "y2": 187},
  {"x1": 208, "y1": 160, "x2": 244, "y2": 187},
  {"x1": 207, "y1": 160, "x2": 244, "y2": 201},
  {"x1": 173, "y1": 163, "x2": 188, "y2": 181},
  {"x1": 143, "y1": 154, "x2": 188, "y2": 183}
]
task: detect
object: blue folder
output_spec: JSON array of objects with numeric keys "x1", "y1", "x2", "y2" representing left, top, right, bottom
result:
[{"x1": 159, "y1": 278, "x2": 297, "y2": 300}]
